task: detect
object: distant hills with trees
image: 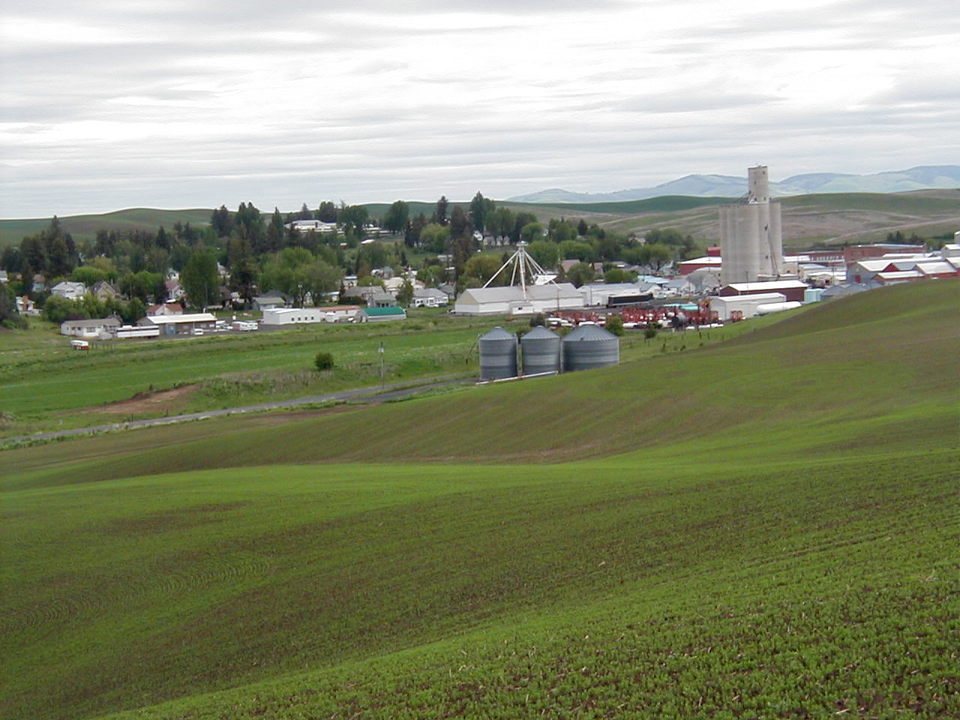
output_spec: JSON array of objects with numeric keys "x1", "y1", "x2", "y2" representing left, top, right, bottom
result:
[{"x1": 507, "y1": 165, "x2": 960, "y2": 203}]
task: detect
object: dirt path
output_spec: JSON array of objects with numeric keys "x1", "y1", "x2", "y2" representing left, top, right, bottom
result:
[{"x1": 84, "y1": 385, "x2": 200, "y2": 415}]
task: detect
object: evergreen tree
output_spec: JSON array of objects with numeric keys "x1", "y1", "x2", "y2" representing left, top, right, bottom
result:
[
  {"x1": 434, "y1": 195, "x2": 449, "y2": 226},
  {"x1": 267, "y1": 208, "x2": 285, "y2": 254}
]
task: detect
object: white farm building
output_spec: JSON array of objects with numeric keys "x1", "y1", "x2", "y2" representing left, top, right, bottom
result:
[
  {"x1": 708, "y1": 292, "x2": 786, "y2": 321},
  {"x1": 454, "y1": 283, "x2": 584, "y2": 316},
  {"x1": 261, "y1": 306, "x2": 362, "y2": 326}
]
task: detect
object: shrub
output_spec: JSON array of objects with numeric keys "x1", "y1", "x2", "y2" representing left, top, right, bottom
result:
[
  {"x1": 644, "y1": 326, "x2": 658, "y2": 340},
  {"x1": 605, "y1": 315, "x2": 624, "y2": 336},
  {"x1": 314, "y1": 351, "x2": 335, "y2": 372}
]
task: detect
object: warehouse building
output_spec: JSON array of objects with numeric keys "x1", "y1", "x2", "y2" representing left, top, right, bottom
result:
[
  {"x1": 454, "y1": 283, "x2": 584, "y2": 316},
  {"x1": 718, "y1": 279, "x2": 808, "y2": 303},
  {"x1": 708, "y1": 292, "x2": 787, "y2": 321},
  {"x1": 139, "y1": 313, "x2": 218, "y2": 336},
  {"x1": 261, "y1": 306, "x2": 361, "y2": 326}
]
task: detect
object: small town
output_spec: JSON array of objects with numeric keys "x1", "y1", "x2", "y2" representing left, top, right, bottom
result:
[{"x1": 2, "y1": 3, "x2": 957, "y2": 720}]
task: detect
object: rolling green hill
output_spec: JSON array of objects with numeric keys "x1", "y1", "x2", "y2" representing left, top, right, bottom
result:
[
  {"x1": 0, "y1": 208, "x2": 214, "y2": 247},
  {"x1": 2, "y1": 190, "x2": 957, "y2": 249},
  {"x1": 1, "y1": 281, "x2": 958, "y2": 720}
]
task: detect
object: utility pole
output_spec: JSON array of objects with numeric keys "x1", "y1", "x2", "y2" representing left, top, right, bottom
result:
[{"x1": 379, "y1": 341, "x2": 385, "y2": 389}]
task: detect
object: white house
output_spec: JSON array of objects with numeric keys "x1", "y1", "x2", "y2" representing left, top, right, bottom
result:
[
  {"x1": 50, "y1": 281, "x2": 86, "y2": 301},
  {"x1": 60, "y1": 317, "x2": 122, "y2": 338},
  {"x1": 284, "y1": 219, "x2": 338, "y2": 234},
  {"x1": 412, "y1": 288, "x2": 449, "y2": 308}
]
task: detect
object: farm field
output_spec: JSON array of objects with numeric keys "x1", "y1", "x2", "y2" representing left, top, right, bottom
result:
[
  {"x1": 0, "y1": 312, "x2": 489, "y2": 439},
  {"x1": 583, "y1": 189, "x2": 960, "y2": 247},
  {"x1": 0, "y1": 311, "x2": 768, "y2": 441},
  {"x1": 1, "y1": 281, "x2": 958, "y2": 720},
  {"x1": 2, "y1": 190, "x2": 958, "y2": 250}
]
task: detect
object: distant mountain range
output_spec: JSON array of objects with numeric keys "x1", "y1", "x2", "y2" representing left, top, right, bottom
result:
[{"x1": 507, "y1": 165, "x2": 960, "y2": 204}]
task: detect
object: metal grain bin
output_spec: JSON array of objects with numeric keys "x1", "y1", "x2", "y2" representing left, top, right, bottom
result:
[
  {"x1": 562, "y1": 324, "x2": 619, "y2": 372},
  {"x1": 478, "y1": 327, "x2": 518, "y2": 380},
  {"x1": 520, "y1": 326, "x2": 560, "y2": 376}
]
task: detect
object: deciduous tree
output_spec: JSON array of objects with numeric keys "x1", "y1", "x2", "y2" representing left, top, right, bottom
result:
[{"x1": 181, "y1": 250, "x2": 220, "y2": 310}]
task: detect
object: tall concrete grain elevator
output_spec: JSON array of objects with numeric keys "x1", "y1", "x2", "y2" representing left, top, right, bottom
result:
[{"x1": 719, "y1": 166, "x2": 784, "y2": 284}]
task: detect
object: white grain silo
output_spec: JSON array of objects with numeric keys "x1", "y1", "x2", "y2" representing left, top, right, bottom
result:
[{"x1": 720, "y1": 165, "x2": 784, "y2": 285}]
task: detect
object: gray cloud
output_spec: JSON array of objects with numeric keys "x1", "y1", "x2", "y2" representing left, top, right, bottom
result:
[{"x1": 1, "y1": 0, "x2": 957, "y2": 217}]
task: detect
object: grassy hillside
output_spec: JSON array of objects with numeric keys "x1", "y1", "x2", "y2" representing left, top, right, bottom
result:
[
  {"x1": 0, "y1": 313, "x2": 495, "y2": 439},
  {"x1": 0, "y1": 312, "x2": 763, "y2": 440},
  {"x1": 3, "y1": 190, "x2": 956, "y2": 249},
  {"x1": 511, "y1": 195, "x2": 734, "y2": 215},
  {"x1": 1, "y1": 281, "x2": 957, "y2": 720},
  {"x1": 0, "y1": 208, "x2": 214, "y2": 247},
  {"x1": 579, "y1": 190, "x2": 960, "y2": 248}
]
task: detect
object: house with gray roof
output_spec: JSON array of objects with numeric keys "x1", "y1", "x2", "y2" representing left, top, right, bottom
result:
[
  {"x1": 412, "y1": 288, "x2": 449, "y2": 307},
  {"x1": 51, "y1": 281, "x2": 86, "y2": 302},
  {"x1": 60, "y1": 316, "x2": 122, "y2": 338}
]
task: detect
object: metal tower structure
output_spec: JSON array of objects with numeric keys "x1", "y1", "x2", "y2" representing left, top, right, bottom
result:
[{"x1": 482, "y1": 242, "x2": 557, "y2": 298}]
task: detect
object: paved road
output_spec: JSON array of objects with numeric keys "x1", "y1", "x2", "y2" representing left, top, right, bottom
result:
[{"x1": 2, "y1": 376, "x2": 473, "y2": 446}]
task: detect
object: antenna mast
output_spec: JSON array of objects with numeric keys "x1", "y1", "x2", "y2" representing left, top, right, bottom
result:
[{"x1": 483, "y1": 241, "x2": 555, "y2": 300}]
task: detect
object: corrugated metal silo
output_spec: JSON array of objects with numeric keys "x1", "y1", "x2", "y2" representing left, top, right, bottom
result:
[
  {"x1": 521, "y1": 326, "x2": 560, "y2": 376},
  {"x1": 478, "y1": 327, "x2": 518, "y2": 380},
  {"x1": 562, "y1": 325, "x2": 619, "y2": 372}
]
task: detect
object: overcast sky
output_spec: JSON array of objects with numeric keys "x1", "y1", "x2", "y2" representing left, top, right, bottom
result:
[{"x1": 1, "y1": 0, "x2": 957, "y2": 218}]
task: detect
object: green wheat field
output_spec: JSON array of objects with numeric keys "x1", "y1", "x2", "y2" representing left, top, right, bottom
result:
[{"x1": 2, "y1": 280, "x2": 958, "y2": 719}]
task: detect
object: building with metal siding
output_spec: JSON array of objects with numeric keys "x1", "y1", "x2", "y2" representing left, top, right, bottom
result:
[
  {"x1": 454, "y1": 283, "x2": 584, "y2": 316},
  {"x1": 719, "y1": 166, "x2": 784, "y2": 285}
]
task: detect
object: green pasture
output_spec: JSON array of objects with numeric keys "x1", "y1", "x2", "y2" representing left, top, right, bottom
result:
[
  {"x1": 780, "y1": 190, "x2": 960, "y2": 215},
  {"x1": 0, "y1": 315, "x2": 488, "y2": 437},
  {"x1": 0, "y1": 208, "x2": 213, "y2": 247},
  {"x1": 0, "y1": 312, "x2": 767, "y2": 439},
  {"x1": 1, "y1": 281, "x2": 958, "y2": 719}
]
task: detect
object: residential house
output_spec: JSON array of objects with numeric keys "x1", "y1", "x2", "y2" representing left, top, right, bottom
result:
[
  {"x1": 50, "y1": 281, "x2": 86, "y2": 301},
  {"x1": 252, "y1": 293, "x2": 288, "y2": 311},
  {"x1": 91, "y1": 280, "x2": 119, "y2": 302},
  {"x1": 412, "y1": 288, "x2": 449, "y2": 308},
  {"x1": 146, "y1": 302, "x2": 184, "y2": 316},
  {"x1": 164, "y1": 278, "x2": 185, "y2": 302},
  {"x1": 60, "y1": 316, "x2": 122, "y2": 338}
]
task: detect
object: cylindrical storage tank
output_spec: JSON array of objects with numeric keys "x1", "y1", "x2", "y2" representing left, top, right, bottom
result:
[
  {"x1": 756, "y1": 301, "x2": 802, "y2": 316},
  {"x1": 562, "y1": 325, "x2": 619, "y2": 372},
  {"x1": 478, "y1": 327, "x2": 518, "y2": 380},
  {"x1": 521, "y1": 326, "x2": 560, "y2": 376}
]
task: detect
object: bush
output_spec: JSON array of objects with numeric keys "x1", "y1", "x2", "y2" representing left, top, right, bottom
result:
[
  {"x1": 314, "y1": 351, "x2": 335, "y2": 371},
  {"x1": 605, "y1": 315, "x2": 624, "y2": 336},
  {"x1": 644, "y1": 326, "x2": 658, "y2": 340},
  {"x1": 42, "y1": 295, "x2": 87, "y2": 324}
]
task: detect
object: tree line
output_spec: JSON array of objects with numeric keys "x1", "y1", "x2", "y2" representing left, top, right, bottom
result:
[{"x1": 0, "y1": 192, "x2": 707, "y2": 328}]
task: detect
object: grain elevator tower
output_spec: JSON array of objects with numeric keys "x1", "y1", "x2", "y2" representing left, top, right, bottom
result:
[{"x1": 719, "y1": 166, "x2": 783, "y2": 284}]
